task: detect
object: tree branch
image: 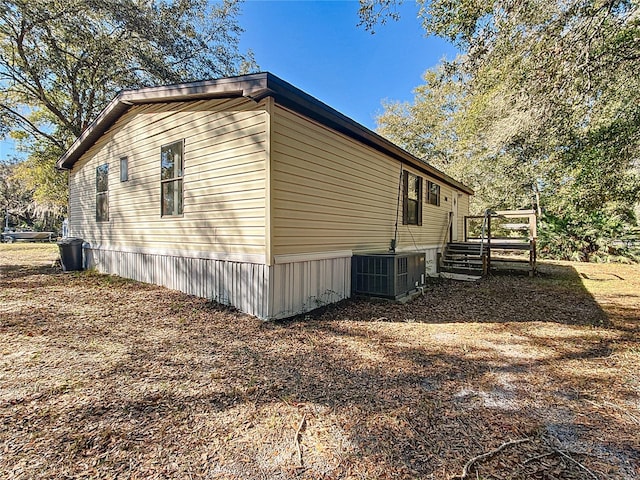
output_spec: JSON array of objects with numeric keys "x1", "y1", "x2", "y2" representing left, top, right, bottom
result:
[
  {"x1": 0, "y1": 104, "x2": 65, "y2": 150},
  {"x1": 12, "y1": 19, "x2": 81, "y2": 137},
  {"x1": 553, "y1": 448, "x2": 600, "y2": 480},
  {"x1": 451, "y1": 438, "x2": 531, "y2": 480},
  {"x1": 294, "y1": 413, "x2": 306, "y2": 467}
]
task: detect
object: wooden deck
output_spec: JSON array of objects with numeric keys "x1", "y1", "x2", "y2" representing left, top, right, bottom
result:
[{"x1": 454, "y1": 210, "x2": 538, "y2": 276}]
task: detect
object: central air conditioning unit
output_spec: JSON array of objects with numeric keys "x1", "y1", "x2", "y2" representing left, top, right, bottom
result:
[{"x1": 351, "y1": 252, "x2": 426, "y2": 300}]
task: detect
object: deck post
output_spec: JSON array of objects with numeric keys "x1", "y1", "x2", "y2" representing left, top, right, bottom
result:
[
  {"x1": 529, "y1": 239, "x2": 535, "y2": 276},
  {"x1": 529, "y1": 211, "x2": 537, "y2": 276},
  {"x1": 464, "y1": 216, "x2": 468, "y2": 242},
  {"x1": 486, "y1": 214, "x2": 491, "y2": 273}
]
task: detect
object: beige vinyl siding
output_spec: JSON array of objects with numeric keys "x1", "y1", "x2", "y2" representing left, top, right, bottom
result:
[
  {"x1": 69, "y1": 98, "x2": 268, "y2": 257},
  {"x1": 270, "y1": 105, "x2": 469, "y2": 256}
]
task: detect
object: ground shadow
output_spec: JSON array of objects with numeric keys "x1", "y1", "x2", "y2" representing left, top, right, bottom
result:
[
  {"x1": 1, "y1": 253, "x2": 638, "y2": 479},
  {"x1": 292, "y1": 262, "x2": 611, "y2": 330}
]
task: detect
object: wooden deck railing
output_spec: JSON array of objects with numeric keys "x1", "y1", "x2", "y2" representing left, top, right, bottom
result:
[{"x1": 463, "y1": 209, "x2": 538, "y2": 275}]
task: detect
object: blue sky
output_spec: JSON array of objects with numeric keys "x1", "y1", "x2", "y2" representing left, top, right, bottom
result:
[
  {"x1": 239, "y1": 0, "x2": 456, "y2": 129},
  {"x1": 0, "y1": 0, "x2": 455, "y2": 161}
]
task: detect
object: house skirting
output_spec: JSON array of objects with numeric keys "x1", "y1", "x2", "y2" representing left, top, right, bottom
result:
[
  {"x1": 269, "y1": 253, "x2": 352, "y2": 319},
  {"x1": 83, "y1": 246, "x2": 352, "y2": 320}
]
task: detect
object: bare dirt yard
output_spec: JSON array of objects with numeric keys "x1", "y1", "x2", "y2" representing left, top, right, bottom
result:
[{"x1": 0, "y1": 243, "x2": 638, "y2": 479}]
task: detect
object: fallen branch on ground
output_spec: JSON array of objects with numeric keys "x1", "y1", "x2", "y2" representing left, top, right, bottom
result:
[
  {"x1": 553, "y1": 448, "x2": 599, "y2": 480},
  {"x1": 451, "y1": 438, "x2": 531, "y2": 480},
  {"x1": 523, "y1": 452, "x2": 554, "y2": 464},
  {"x1": 294, "y1": 413, "x2": 306, "y2": 467}
]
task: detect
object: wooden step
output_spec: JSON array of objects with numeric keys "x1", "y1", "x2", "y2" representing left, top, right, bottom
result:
[
  {"x1": 440, "y1": 271, "x2": 482, "y2": 281},
  {"x1": 443, "y1": 254, "x2": 483, "y2": 262},
  {"x1": 443, "y1": 262, "x2": 483, "y2": 270},
  {"x1": 447, "y1": 246, "x2": 482, "y2": 253},
  {"x1": 440, "y1": 242, "x2": 487, "y2": 278},
  {"x1": 440, "y1": 264, "x2": 483, "y2": 275},
  {"x1": 448, "y1": 242, "x2": 482, "y2": 249},
  {"x1": 447, "y1": 251, "x2": 481, "y2": 258}
]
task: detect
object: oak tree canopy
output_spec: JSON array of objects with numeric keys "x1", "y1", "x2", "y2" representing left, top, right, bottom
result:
[
  {"x1": 361, "y1": 0, "x2": 640, "y2": 260},
  {"x1": 0, "y1": 0, "x2": 256, "y2": 222}
]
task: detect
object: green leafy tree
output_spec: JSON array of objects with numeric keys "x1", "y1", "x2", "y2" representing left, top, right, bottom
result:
[
  {"x1": 0, "y1": 159, "x2": 53, "y2": 230},
  {"x1": 12, "y1": 143, "x2": 68, "y2": 213},
  {"x1": 362, "y1": 0, "x2": 640, "y2": 260},
  {"x1": 377, "y1": 67, "x2": 538, "y2": 213},
  {"x1": 0, "y1": 0, "x2": 256, "y2": 217}
]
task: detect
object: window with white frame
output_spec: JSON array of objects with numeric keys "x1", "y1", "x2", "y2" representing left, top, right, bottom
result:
[
  {"x1": 120, "y1": 157, "x2": 129, "y2": 182},
  {"x1": 160, "y1": 140, "x2": 183, "y2": 216},
  {"x1": 96, "y1": 164, "x2": 109, "y2": 222}
]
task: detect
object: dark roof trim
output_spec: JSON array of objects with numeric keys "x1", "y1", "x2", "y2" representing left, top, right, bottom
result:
[{"x1": 56, "y1": 72, "x2": 473, "y2": 195}]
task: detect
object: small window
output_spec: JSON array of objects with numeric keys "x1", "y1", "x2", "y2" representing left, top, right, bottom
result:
[
  {"x1": 96, "y1": 164, "x2": 109, "y2": 222},
  {"x1": 161, "y1": 140, "x2": 184, "y2": 216},
  {"x1": 403, "y1": 171, "x2": 422, "y2": 225},
  {"x1": 120, "y1": 157, "x2": 129, "y2": 182},
  {"x1": 427, "y1": 181, "x2": 440, "y2": 206}
]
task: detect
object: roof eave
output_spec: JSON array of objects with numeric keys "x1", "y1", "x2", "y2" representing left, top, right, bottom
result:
[
  {"x1": 56, "y1": 73, "x2": 271, "y2": 170},
  {"x1": 56, "y1": 72, "x2": 474, "y2": 195},
  {"x1": 263, "y1": 73, "x2": 474, "y2": 195}
]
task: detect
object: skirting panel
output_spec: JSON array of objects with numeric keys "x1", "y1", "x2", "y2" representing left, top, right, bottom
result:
[
  {"x1": 83, "y1": 248, "x2": 352, "y2": 320},
  {"x1": 424, "y1": 248, "x2": 439, "y2": 276},
  {"x1": 269, "y1": 255, "x2": 352, "y2": 320},
  {"x1": 84, "y1": 247, "x2": 270, "y2": 319}
]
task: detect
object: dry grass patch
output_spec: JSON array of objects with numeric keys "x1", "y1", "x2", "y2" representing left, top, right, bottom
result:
[{"x1": 0, "y1": 244, "x2": 638, "y2": 479}]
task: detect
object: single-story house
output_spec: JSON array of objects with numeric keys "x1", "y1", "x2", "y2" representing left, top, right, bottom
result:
[{"x1": 57, "y1": 72, "x2": 473, "y2": 319}]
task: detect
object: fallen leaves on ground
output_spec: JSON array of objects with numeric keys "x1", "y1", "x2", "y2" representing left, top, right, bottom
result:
[{"x1": 0, "y1": 244, "x2": 638, "y2": 479}]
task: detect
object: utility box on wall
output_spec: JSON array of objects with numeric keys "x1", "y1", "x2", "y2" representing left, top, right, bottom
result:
[{"x1": 351, "y1": 252, "x2": 426, "y2": 300}]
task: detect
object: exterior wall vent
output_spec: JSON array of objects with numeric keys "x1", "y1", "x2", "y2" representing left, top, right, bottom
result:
[{"x1": 351, "y1": 252, "x2": 426, "y2": 299}]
